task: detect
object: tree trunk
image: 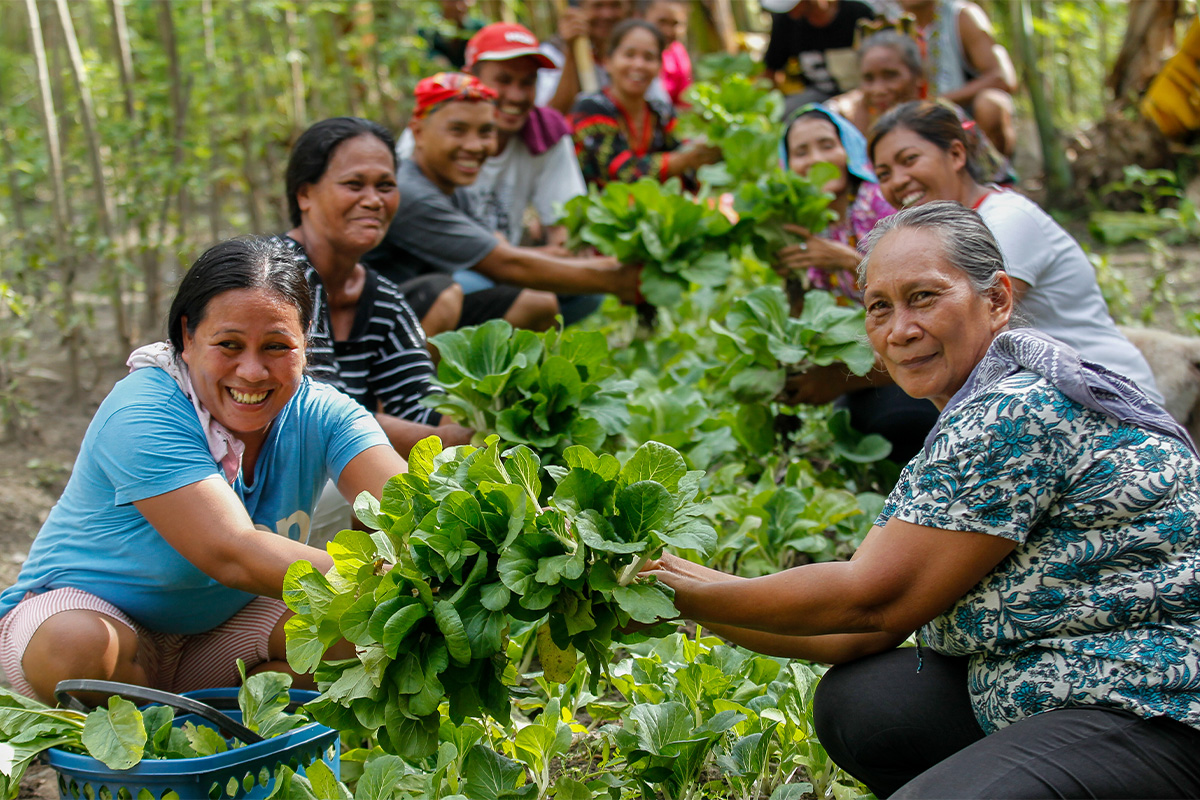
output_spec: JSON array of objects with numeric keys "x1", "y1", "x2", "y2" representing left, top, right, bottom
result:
[
  {"x1": 54, "y1": 0, "x2": 130, "y2": 353},
  {"x1": 201, "y1": 0, "x2": 223, "y2": 243},
  {"x1": 106, "y1": 0, "x2": 135, "y2": 119},
  {"x1": 1009, "y1": 0, "x2": 1071, "y2": 198},
  {"x1": 227, "y1": 5, "x2": 265, "y2": 234},
  {"x1": 25, "y1": 0, "x2": 81, "y2": 399},
  {"x1": 284, "y1": 5, "x2": 307, "y2": 134},
  {"x1": 1108, "y1": 0, "x2": 1181, "y2": 104},
  {"x1": 157, "y1": 0, "x2": 189, "y2": 248}
]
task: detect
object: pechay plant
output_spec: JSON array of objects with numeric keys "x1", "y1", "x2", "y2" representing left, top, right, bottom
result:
[
  {"x1": 282, "y1": 436, "x2": 716, "y2": 761},
  {"x1": 709, "y1": 287, "x2": 875, "y2": 404},
  {"x1": 559, "y1": 177, "x2": 738, "y2": 307},
  {"x1": 424, "y1": 320, "x2": 635, "y2": 458},
  {"x1": 679, "y1": 76, "x2": 784, "y2": 188},
  {"x1": 731, "y1": 164, "x2": 841, "y2": 267}
]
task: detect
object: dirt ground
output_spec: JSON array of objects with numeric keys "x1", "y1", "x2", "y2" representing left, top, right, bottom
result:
[{"x1": 0, "y1": 237, "x2": 1196, "y2": 798}]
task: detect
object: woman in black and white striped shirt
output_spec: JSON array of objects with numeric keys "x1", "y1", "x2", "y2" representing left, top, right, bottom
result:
[{"x1": 278, "y1": 117, "x2": 475, "y2": 538}]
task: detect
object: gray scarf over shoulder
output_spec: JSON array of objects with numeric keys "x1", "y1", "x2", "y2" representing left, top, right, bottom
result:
[{"x1": 925, "y1": 328, "x2": 1196, "y2": 458}]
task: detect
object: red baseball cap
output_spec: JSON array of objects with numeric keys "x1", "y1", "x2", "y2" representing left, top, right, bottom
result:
[{"x1": 465, "y1": 23, "x2": 556, "y2": 72}]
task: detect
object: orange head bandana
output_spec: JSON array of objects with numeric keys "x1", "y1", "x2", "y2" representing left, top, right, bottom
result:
[{"x1": 412, "y1": 72, "x2": 498, "y2": 120}]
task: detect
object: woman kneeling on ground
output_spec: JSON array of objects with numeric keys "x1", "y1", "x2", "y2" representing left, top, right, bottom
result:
[
  {"x1": 0, "y1": 238, "x2": 406, "y2": 703},
  {"x1": 646, "y1": 203, "x2": 1200, "y2": 799}
]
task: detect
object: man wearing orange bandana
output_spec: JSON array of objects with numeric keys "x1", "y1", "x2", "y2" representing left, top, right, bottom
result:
[{"x1": 365, "y1": 73, "x2": 640, "y2": 329}]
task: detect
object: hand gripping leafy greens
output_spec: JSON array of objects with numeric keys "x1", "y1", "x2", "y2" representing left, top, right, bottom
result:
[
  {"x1": 679, "y1": 76, "x2": 784, "y2": 187},
  {"x1": 710, "y1": 287, "x2": 875, "y2": 403},
  {"x1": 731, "y1": 164, "x2": 841, "y2": 266},
  {"x1": 282, "y1": 437, "x2": 715, "y2": 761},
  {"x1": 423, "y1": 320, "x2": 634, "y2": 456},
  {"x1": 559, "y1": 177, "x2": 737, "y2": 307}
]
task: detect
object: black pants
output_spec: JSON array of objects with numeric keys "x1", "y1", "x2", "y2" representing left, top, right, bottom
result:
[{"x1": 812, "y1": 648, "x2": 1200, "y2": 799}]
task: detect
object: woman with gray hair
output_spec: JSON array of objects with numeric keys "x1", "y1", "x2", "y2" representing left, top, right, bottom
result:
[{"x1": 644, "y1": 202, "x2": 1200, "y2": 798}]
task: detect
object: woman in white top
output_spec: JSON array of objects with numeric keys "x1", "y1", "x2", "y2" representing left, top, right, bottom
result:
[{"x1": 868, "y1": 100, "x2": 1162, "y2": 404}]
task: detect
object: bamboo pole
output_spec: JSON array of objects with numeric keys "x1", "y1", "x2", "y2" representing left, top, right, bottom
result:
[
  {"x1": 24, "y1": 0, "x2": 81, "y2": 399},
  {"x1": 53, "y1": 0, "x2": 130, "y2": 353},
  {"x1": 1009, "y1": 0, "x2": 1071, "y2": 196},
  {"x1": 552, "y1": 0, "x2": 598, "y2": 93}
]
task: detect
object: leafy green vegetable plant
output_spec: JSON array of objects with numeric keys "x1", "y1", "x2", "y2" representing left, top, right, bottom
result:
[
  {"x1": 710, "y1": 287, "x2": 875, "y2": 404},
  {"x1": 732, "y1": 165, "x2": 840, "y2": 266},
  {"x1": 560, "y1": 178, "x2": 737, "y2": 307},
  {"x1": 679, "y1": 77, "x2": 784, "y2": 187},
  {"x1": 424, "y1": 320, "x2": 634, "y2": 457},
  {"x1": 283, "y1": 436, "x2": 715, "y2": 761}
]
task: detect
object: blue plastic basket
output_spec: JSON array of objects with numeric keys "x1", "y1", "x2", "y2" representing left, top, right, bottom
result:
[{"x1": 45, "y1": 687, "x2": 338, "y2": 800}]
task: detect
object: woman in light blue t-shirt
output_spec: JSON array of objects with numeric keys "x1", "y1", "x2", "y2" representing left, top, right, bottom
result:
[{"x1": 0, "y1": 237, "x2": 404, "y2": 703}]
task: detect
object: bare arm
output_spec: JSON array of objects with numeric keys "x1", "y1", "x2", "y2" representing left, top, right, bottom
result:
[
  {"x1": 944, "y1": 2, "x2": 1018, "y2": 105},
  {"x1": 476, "y1": 241, "x2": 640, "y2": 301},
  {"x1": 646, "y1": 516, "x2": 1016, "y2": 641},
  {"x1": 641, "y1": 555, "x2": 906, "y2": 663},
  {"x1": 135, "y1": 477, "x2": 337, "y2": 597},
  {"x1": 372, "y1": 414, "x2": 472, "y2": 457},
  {"x1": 780, "y1": 360, "x2": 894, "y2": 406},
  {"x1": 135, "y1": 444, "x2": 406, "y2": 598}
]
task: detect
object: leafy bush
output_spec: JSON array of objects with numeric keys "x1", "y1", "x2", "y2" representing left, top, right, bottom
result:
[
  {"x1": 680, "y1": 76, "x2": 784, "y2": 187},
  {"x1": 424, "y1": 320, "x2": 634, "y2": 456},
  {"x1": 732, "y1": 164, "x2": 841, "y2": 264},
  {"x1": 560, "y1": 178, "x2": 738, "y2": 307},
  {"x1": 282, "y1": 437, "x2": 714, "y2": 760},
  {"x1": 710, "y1": 287, "x2": 875, "y2": 404}
]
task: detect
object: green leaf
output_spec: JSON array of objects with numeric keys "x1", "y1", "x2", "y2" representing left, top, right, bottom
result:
[
  {"x1": 612, "y1": 582, "x2": 678, "y2": 624},
  {"x1": 238, "y1": 665, "x2": 308, "y2": 738},
  {"x1": 433, "y1": 600, "x2": 472, "y2": 666},
  {"x1": 463, "y1": 745, "x2": 527, "y2": 800},
  {"x1": 182, "y1": 721, "x2": 228, "y2": 756},
  {"x1": 355, "y1": 754, "x2": 409, "y2": 800},
  {"x1": 620, "y1": 441, "x2": 688, "y2": 492},
  {"x1": 82, "y1": 697, "x2": 146, "y2": 770},
  {"x1": 615, "y1": 481, "x2": 674, "y2": 541}
]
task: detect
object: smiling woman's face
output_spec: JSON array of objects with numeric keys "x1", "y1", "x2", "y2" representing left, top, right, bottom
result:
[
  {"x1": 296, "y1": 134, "x2": 399, "y2": 258},
  {"x1": 863, "y1": 227, "x2": 1011, "y2": 409},
  {"x1": 181, "y1": 288, "x2": 307, "y2": 446},
  {"x1": 608, "y1": 27, "x2": 662, "y2": 99},
  {"x1": 871, "y1": 125, "x2": 966, "y2": 210}
]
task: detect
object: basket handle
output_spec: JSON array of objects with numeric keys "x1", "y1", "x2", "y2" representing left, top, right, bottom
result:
[{"x1": 54, "y1": 679, "x2": 265, "y2": 744}]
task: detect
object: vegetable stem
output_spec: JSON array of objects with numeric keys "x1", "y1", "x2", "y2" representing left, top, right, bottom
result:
[{"x1": 617, "y1": 554, "x2": 651, "y2": 586}]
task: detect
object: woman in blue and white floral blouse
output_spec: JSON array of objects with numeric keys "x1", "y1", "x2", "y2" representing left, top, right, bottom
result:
[{"x1": 645, "y1": 202, "x2": 1200, "y2": 798}]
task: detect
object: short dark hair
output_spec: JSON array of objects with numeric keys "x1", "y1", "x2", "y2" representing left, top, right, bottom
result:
[
  {"x1": 168, "y1": 236, "x2": 314, "y2": 353},
  {"x1": 285, "y1": 117, "x2": 395, "y2": 227},
  {"x1": 868, "y1": 100, "x2": 984, "y2": 183},
  {"x1": 607, "y1": 19, "x2": 665, "y2": 58}
]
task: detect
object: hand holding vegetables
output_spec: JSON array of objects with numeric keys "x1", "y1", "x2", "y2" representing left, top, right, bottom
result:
[{"x1": 773, "y1": 224, "x2": 861, "y2": 277}]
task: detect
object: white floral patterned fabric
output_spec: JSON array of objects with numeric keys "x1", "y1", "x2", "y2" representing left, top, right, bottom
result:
[{"x1": 878, "y1": 370, "x2": 1200, "y2": 735}]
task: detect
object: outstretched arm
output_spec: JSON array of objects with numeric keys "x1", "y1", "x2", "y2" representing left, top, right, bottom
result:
[
  {"x1": 135, "y1": 444, "x2": 405, "y2": 595},
  {"x1": 644, "y1": 517, "x2": 1016, "y2": 662},
  {"x1": 476, "y1": 240, "x2": 640, "y2": 301}
]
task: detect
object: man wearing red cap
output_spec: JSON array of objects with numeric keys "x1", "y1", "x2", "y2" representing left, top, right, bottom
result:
[
  {"x1": 399, "y1": 23, "x2": 586, "y2": 255},
  {"x1": 366, "y1": 72, "x2": 639, "y2": 327}
]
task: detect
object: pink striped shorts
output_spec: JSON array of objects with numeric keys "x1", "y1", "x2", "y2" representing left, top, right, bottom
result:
[{"x1": 0, "y1": 587, "x2": 289, "y2": 699}]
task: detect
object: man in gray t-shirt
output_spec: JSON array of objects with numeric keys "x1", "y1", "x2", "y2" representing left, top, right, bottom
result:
[{"x1": 363, "y1": 72, "x2": 640, "y2": 329}]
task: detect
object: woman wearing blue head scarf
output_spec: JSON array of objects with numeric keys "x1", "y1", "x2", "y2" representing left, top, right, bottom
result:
[{"x1": 773, "y1": 103, "x2": 894, "y2": 301}]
